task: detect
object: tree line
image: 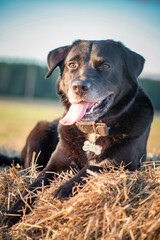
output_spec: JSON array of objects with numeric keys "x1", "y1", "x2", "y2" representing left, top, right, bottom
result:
[
  {"x1": 0, "y1": 62, "x2": 59, "y2": 100},
  {"x1": 0, "y1": 62, "x2": 160, "y2": 110}
]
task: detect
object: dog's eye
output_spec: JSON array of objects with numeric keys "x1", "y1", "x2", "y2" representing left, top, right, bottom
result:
[
  {"x1": 68, "y1": 62, "x2": 78, "y2": 69},
  {"x1": 101, "y1": 63, "x2": 110, "y2": 69}
]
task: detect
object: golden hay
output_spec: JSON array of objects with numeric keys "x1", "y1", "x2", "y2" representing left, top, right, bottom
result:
[{"x1": 0, "y1": 154, "x2": 160, "y2": 240}]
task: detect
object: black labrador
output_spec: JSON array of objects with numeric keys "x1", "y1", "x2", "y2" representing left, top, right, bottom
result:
[{"x1": 3, "y1": 39, "x2": 153, "y2": 226}]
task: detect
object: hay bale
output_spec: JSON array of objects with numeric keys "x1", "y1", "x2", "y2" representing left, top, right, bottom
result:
[{"x1": 0, "y1": 154, "x2": 160, "y2": 240}]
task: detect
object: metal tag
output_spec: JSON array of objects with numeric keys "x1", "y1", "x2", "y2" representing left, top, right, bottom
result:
[
  {"x1": 96, "y1": 124, "x2": 109, "y2": 136},
  {"x1": 82, "y1": 140, "x2": 102, "y2": 155}
]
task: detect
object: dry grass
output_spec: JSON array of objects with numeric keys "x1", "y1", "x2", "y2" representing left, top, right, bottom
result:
[{"x1": 0, "y1": 154, "x2": 160, "y2": 240}]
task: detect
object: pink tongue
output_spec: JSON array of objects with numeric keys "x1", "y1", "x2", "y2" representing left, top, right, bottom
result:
[{"x1": 60, "y1": 102, "x2": 93, "y2": 125}]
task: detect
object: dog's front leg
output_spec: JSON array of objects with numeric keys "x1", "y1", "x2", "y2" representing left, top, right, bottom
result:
[{"x1": 53, "y1": 165, "x2": 103, "y2": 199}]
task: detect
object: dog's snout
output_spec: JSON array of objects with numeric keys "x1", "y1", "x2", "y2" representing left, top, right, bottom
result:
[{"x1": 72, "y1": 81, "x2": 91, "y2": 95}]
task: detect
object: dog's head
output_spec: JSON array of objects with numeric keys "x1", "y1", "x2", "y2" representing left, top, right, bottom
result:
[{"x1": 46, "y1": 40, "x2": 144, "y2": 125}]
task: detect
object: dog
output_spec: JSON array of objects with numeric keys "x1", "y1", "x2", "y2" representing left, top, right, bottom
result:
[{"x1": 3, "y1": 39, "x2": 153, "y2": 226}]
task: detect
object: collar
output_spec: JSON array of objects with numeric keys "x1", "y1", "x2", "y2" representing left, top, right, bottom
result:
[{"x1": 76, "y1": 121, "x2": 110, "y2": 136}]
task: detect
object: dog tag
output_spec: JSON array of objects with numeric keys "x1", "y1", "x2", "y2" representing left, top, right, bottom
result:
[{"x1": 82, "y1": 140, "x2": 102, "y2": 155}]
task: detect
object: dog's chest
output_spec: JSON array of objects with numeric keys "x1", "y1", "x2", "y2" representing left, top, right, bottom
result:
[{"x1": 82, "y1": 133, "x2": 114, "y2": 168}]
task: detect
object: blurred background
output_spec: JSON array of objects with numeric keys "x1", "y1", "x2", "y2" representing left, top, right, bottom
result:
[{"x1": 0, "y1": 0, "x2": 160, "y2": 152}]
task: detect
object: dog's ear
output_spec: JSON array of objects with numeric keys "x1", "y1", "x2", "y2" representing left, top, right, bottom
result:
[
  {"x1": 119, "y1": 43, "x2": 145, "y2": 83},
  {"x1": 45, "y1": 45, "x2": 71, "y2": 78}
]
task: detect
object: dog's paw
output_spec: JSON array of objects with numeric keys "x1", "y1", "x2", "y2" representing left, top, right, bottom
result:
[
  {"x1": 3, "y1": 212, "x2": 21, "y2": 228},
  {"x1": 3, "y1": 201, "x2": 23, "y2": 227},
  {"x1": 53, "y1": 182, "x2": 74, "y2": 199},
  {"x1": 2, "y1": 197, "x2": 30, "y2": 227}
]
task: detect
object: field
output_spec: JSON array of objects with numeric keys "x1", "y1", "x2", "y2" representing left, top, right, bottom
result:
[
  {"x1": 0, "y1": 98, "x2": 63, "y2": 151},
  {"x1": 0, "y1": 98, "x2": 159, "y2": 152}
]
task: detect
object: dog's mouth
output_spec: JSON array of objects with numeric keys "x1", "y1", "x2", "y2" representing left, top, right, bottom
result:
[{"x1": 60, "y1": 93, "x2": 114, "y2": 125}]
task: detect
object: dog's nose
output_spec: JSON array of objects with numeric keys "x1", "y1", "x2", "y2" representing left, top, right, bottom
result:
[{"x1": 72, "y1": 81, "x2": 91, "y2": 95}]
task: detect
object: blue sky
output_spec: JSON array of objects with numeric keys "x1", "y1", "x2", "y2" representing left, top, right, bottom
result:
[{"x1": 0, "y1": 0, "x2": 160, "y2": 76}]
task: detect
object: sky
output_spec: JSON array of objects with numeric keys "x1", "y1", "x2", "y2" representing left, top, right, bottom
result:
[{"x1": 0, "y1": 0, "x2": 160, "y2": 77}]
